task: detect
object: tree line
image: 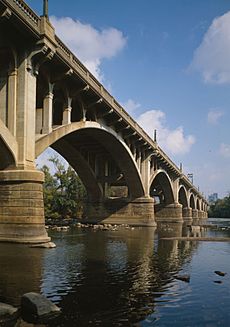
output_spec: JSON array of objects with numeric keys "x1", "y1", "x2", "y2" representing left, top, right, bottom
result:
[
  {"x1": 208, "y1": 194, "x2": 230, "y2": 218},
  {"x1": 39, "y1": 157, "x2": 230, "y2": 219},
  {"x1": 39, "y1": 157, "x2": 86, "y2": 220}
]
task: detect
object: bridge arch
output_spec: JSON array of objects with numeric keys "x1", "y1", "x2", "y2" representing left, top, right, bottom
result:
[
  {"x1": 189, "y1": 194, "x2": 195, "y2": 209},
  {"x1": 149, "y1": 170, "x2": 175, "y2": 206},
  {"x1": 36, "y1": 122, "x2": 145, "y2": 201},
  {"x1": 178, "y1": 185, "x2": 188, "y2": 208},
  {"x1": 196, "y1": 198, "x2": 200, "y2": 211}
]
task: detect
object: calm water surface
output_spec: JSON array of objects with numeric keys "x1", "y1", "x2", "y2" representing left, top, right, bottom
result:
[{"x1": 0, "y1": 219, "x2": 230, "y2": 326}]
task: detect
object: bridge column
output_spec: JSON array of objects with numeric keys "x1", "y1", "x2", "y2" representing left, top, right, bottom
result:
[
  {"x1": 140, "y1": 150, "x2": 150, "y2": 196},
  {"x1": 16, "y1": 57, "x2": 37, "y2": 169},
  {"x1": 62, "y1": 97, "x2": 72, "y2": 125},
  {"x1": 192, "y1": 209, "x2": 198, "y2": 218},
  {"x1": 155, "y1": 203, "x2": 183, "y2": 222},
  {"x1": 182, "y1": 207, "x2": 193, "y2": 221},
  {"x1": 42, "y1": 86, "x2": 54, "y2": 134},
  {"x1": 84, "y1": 197, "x2": 156, "y2": 226},
  {"x1": 198, "y1": 210, "x2": 208, "y2": 219},
  {"x1": 0, "y1": 170, "x2": 50, "y2": 243},
  {"x1": 7, "y1": 68, "x2": 17, "y2": 136}
]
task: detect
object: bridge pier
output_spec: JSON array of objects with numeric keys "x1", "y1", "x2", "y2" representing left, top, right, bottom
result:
[
  {"x1": 155, "y1": 203, "x2": 183, "y2": 222},
  {"x1": 198, "y1": 210, "x2": 207, "y2": 219},
  {"x1": 83, "y1": 197, "x2": 156, "y2": 226},
  {"x1": 192, "y1": 209, "x2": 198, "y2": 219},
  {"x1": 182, "y1": 207, "x2": 193, "y2": 221},
  {"x1": 0, "y1": 170, "x2": 50, "y2": 243}
]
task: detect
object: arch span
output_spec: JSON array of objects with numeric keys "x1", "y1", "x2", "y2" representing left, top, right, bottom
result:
[
  {"x1": 150, "y1": 170, "x2": 174, "y2": 205},
  {"x1": 36, "y1": 122, "x2": 145, "y2": 200},
  {"x1": 150, "y1": 170, "x2": 182, "y2": 220},
  {"x1": 178, "y1": 186, "x2": 188, "y2": 208},
  {"x1": 190, "y1": 194, "x2": 195, "y2": 209}
]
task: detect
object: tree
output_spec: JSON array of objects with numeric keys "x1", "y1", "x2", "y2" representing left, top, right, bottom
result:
[
  {"x1": 208, "y1": 194, "x2": 230, "y2": 218},
  {"x1": 40, "y1": 156, "x2": 86, "y2": 219}
]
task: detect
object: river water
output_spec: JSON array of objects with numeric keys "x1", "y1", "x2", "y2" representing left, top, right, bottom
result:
[{"x1": 0, "y1": 219, "x2": 230, "y2": 326}]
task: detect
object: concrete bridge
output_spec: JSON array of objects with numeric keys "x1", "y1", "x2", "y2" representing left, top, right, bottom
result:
[{"x1": 0, "y1": 0, "x2": 208, "y2": 243}]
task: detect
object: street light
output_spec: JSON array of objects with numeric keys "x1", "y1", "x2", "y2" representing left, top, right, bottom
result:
[{"x1": 187, "y1": 173, "x2": 193, "y2": 184}]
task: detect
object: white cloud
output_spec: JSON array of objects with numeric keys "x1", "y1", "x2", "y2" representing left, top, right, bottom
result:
[
  {"x1": 220, "y1": 143, "x2": 230, "y2": 158},
  {"x1": 207, "y1": 109, "x2": 224, "y2": 124},
  {"x1": 121, "y1": 99, "x2": 141, "y2": 116},
  {"x1": 50, "y1": 16, "x2": 127, "y2": 81},
  {"x1": 136, "y1": 110, "x2": 195, "y2": 155},
  {"x1": 190, "y1": 11, "x2": 230, "y2": 84},
  {"x1": 122, "y1": 100, "x2": 195, "y2": 155}
]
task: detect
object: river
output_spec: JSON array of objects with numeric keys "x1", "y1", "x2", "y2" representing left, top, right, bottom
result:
[{"x1": 0, "y1": 219, "x2": 230, "y2": 326}]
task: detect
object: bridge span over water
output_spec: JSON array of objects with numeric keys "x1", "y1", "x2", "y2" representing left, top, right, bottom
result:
[{"x1": 0, "y1": 0, "x2": 208, "y2": 243}]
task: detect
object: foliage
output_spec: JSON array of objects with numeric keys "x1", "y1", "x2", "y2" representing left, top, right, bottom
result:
[
  {"x1": 40, "y1": 156, "x2": 86, "y2": 219},
  {"x1": 208, "y1": 194, "x2": 230, "y2": 218}
]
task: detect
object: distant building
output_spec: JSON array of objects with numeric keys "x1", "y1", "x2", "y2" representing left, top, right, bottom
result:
[{"x1": 208, "y1": 193, "x2": 218, "y2": 203}]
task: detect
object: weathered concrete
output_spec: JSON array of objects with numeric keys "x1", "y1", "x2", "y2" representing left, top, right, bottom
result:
[
  {"x1": 84, "y1": 197, "x2": 156, "y2": 226},
  {"x1": 192, "y1": 209, "x2": 198, "y2": 219},
  {"x1": 155, "y1": 203, "x2": 183, "y2": 222},
  {"x1": 0, "y1": 170, "x2": 50, "y2": 243},
  {"x1": 182, "y1": 207, "x2": 193, "y2": 221}
]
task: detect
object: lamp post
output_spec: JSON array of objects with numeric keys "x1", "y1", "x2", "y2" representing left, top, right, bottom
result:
[
  {"x1": 43, "y1": 0, "x2": 48, "y2": 18},
  {"x1": 154, "y1": 129, "x2": 157, "y2": 142},
  {"x1": 187, "y1": 173, "x2": 193, "y2": 184}
]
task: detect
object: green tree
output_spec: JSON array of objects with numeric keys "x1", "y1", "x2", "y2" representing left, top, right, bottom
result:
[
  {"x1": 40, "y1": 156, "x2": 86, "y2": 219},
  {"x1": 208, "y1": 194, "x2": 230, "y2": 218}
]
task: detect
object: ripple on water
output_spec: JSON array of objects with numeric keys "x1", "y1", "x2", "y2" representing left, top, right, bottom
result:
[{"x1": 0, "y1": 226, "x2": 230, "y2": 326}]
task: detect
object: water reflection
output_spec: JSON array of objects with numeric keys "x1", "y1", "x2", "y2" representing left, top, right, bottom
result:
[
  {"x1": 45, "y1": 226, "x2": 197, "y2": 326},
  {"x1": 0, "y1": 243, "x2": 43, "y2": 306},
  {"x1": 0, "y1": 221, "x2": 229, "y2": 326}
]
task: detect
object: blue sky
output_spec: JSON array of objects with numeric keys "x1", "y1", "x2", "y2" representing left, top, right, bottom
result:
[{"x1": 28, "y1": 0, "x2": 230, "y2": 198}]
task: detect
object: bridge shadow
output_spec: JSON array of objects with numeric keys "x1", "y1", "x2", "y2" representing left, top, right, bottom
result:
[{"x1": 0, "y1": 225, "x2": 198, "y2": 326}]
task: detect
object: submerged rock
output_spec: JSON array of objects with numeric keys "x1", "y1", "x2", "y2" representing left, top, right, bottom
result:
[
  {"x1": 0, "y1": 302, "x2": 19, "y2": 326},
  {"x1": 175, "y1": 274, "x2": 190, "y2": 283},
  {"x1": 30, "y1": 242, "x2": 56, "y2": 249},
  {"x1": 21, "y1": 292, "x2": 60, "y2": 323},
  {"x1": 214, "y1": 271, "x2": 226, "y2": 277}
]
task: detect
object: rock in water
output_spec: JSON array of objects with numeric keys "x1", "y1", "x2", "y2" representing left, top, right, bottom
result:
[
  {"x1": 0, "y1": 302, "x2": 19, "y2": 325},
  {"x1": 30, "y1": 242, "x2": 56, "y2": 248},
  {"x1": 214, "y1": 271, "x2": 226, "y2": 277},
  {"x1": 175, "y1": 274, "x2": 190, "y2": 283},
  {"x1": 21, "y1": 292, "x2": 60, "y2": 323}
]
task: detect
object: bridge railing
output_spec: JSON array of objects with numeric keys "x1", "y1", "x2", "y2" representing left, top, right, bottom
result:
[{"x1": 2, "y1": 0, "x2": 40, "y2": 31}]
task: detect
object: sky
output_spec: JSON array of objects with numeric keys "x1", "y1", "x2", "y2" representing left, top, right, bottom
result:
[{"x1": 27, "y1": 0, "x2": 230, "y2": 198}]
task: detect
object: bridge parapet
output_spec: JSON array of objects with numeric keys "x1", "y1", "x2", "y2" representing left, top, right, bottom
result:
[{"x1": 1, "y1": 0, "x2": 40, "y2": 29}]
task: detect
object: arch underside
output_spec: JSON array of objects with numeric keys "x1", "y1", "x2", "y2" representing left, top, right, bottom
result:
[
  {"x1": 178, "y1": 186, "x2": 188, "y2": 208},
  {"x1": 150, "y1": 171, "x2": 174, "y2": 213},
  {"x1": 190, "y1": 194, "x2": 195, "y2": 209},
  {"x1": 36, "y1": 126, "x2": 145, "y2": 201}
]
